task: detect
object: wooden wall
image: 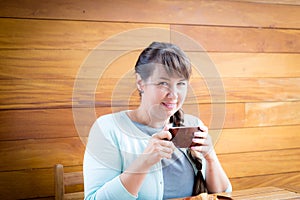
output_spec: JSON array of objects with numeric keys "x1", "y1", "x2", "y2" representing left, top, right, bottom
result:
[{"x1": 0, "y1": 0, "x2": 299, "y2": 199}]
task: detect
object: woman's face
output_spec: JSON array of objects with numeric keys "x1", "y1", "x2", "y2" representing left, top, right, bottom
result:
[{"x1": 139, "y1": 65, "x2": 188, "y2": 121}]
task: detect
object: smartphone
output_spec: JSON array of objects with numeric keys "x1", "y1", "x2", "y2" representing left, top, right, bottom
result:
[{"x1": 169, "y1": 126, "x2": 201, "y2": 148}]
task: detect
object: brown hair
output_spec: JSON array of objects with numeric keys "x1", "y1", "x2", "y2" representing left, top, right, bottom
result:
[{"x1": 134, "y1": 42, "x2": 192, "y2": 126}]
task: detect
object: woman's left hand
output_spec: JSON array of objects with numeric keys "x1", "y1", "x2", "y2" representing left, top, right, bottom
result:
[
  {"x1": 190, "y1": 124, "x2": 232, "y2": 193},
  {"x1": 190, "y1": 125, "x2": 216, "y2": 160}
]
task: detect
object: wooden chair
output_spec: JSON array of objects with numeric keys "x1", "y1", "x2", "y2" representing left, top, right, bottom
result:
[{"x1": 54, "y1": 164, "x2": 84, "y2": 200}]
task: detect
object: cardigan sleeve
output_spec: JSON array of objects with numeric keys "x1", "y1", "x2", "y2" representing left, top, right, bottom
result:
[
  {"x1": 83, "y1": 117, "x2": 137, "y2": 200},
  {"x1": 84, "y1": 151, "x2": 137, "y2": 200}
]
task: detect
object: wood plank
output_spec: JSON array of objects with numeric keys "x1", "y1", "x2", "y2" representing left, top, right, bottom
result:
[
  {"x1": 189, "y1": 78, "x2": 300, "y2": 103},
  {"x1": 1, "y1": 137, "x2": 299, "y2": 177},
  {"x1": 196, "y1": 103, "x2": 245, "y2": 130},
  {"x1": 0, "y1": 107, "x2": 117, "y2": 141},
  {"x1": 1, "y1": 78, "x2": 299, "y2": 109},
  {"x1": 0, "y1": 49, "x2": 89, "y2": 79},
  {"x1": 0, "y1": 165, "x2": 82, "y2": 200},
  {"x1": 1, "y1": 18, "x2": 300, "y2": 53},
  {"x1": 29, "y1": 197, "x2": 55, "y2": 200},
  {"x1": 0, "y1": 0, "x2": 299, "y2": 29},
  {"x1": 215, "y1": 125, "x2": 300, "y2": 154},
  {"x1": 64, "y1": 172, "x2": 83, "y2": 186},
  {"x1": 245, "y1": 101, "x2": 300, "y2": 127},
  {"x1": 1, "y1": 50, "x2": 300, "y2": 79},
  {"x1": 0, "y1": 137, "x2": 85, "y2": 171},
  {"x1": 229, "y1": 186, "x2": 300, "y2": 200},
  {"x1": 0, "y1": 78, "x2": 76, "y2": 109},
  {"x1": 194, "y1": 52, "x2": 300, "y2": 78},
  {"x1": 0, "y1": 18, "x2": 169, "y2": 50},
  {"x1": 230, "y1": 171, "x2": 300, "y2": 191},
  {"x1": 64, "y1": 192, "x2": 84, "y2": 200},
  {"x1": 219, "y1": 148, "x2": 300, "y2": 178},
  {"x1": 0, "y1": 109, "x2": 79, "y2": 140},
  {"x1": 1, "y1": 106, "x2": 298, "y2": 152},
  {"x1": 0, "y1": 103, "x2": 244, "y2": 141},
  {"x1": 0, "y1": 164, "x2": 298, "y2": 199},
  {"x1": 0, "y1": 49, "x2": 140, "y2": 80},
  {"x1": 171, "y1": 25, "x2": 300, "y2": 53},
  {"x1": 230, "y1": 0, "x2": 300, "y2": 5}
]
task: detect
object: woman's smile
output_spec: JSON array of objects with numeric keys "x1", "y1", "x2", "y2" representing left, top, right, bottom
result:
[{"x1": 161, "y1": 101, "x2": 178, "y2": 110}]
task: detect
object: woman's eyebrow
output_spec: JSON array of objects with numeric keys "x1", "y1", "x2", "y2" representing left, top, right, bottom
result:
[
  {"x1": 158, "y1": 77, "x2": 170, "y2": 81},
  {"x1": 158, "y1": 77, "x2": 187, "y2": 81}
]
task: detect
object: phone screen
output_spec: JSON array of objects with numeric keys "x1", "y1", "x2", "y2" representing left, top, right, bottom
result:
[{"x1": 169, "y1": 127, "x2": 200, "y2": 148}]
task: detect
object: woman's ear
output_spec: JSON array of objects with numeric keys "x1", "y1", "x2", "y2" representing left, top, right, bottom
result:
[{"x1": 136, "y1": 73, "x2": 144, "y2": 94}]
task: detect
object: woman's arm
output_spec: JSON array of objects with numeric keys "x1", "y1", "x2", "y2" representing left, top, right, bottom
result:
[
  {"x1": 84, "y1": 120, "x2": 175, "y2": 199},
  {"x1": 84, "y1": 119, "x2": 136, "y2": 200},
  {"x1": 119, "y1": 130, "x2": 175, "y2": 196},
  {"x1": 191, "y1": 124, "x2": 231, "y2": 193},
  {"x1": 202, "y1": 150, "x2": 232, "y2": 193}
]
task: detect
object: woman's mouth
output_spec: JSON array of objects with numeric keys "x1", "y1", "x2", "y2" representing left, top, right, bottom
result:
[{"x1": 162, "y1": 102, "x2": 177, "y2": 109}]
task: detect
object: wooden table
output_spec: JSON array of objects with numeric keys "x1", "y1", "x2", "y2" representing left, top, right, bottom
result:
[
  {"x1": 225, "y1": 186, "x2": 300, "y2": 199},
  {"x1": 171, "y1": 186, "x2": 300, "y2": 200}
]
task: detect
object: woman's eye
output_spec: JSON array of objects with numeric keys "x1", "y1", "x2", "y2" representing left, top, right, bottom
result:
[
  {"x1": 178, "y1": 82, "x2": 186, "y2": 86},
  {"x1": 158, "y1": 82, "x2": 169, "y2": 87}
]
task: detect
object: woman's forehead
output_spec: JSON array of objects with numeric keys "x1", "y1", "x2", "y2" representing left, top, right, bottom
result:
[{"x1": 150, "y1": 65, "x2": 186, "y2": 80}]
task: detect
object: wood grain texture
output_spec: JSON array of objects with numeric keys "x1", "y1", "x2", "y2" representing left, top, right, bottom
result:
[
  {"x1": 64, "y1": 172, "x2": 83, "y2": 186},
  {"x1": 0, "y1": 0, "x2": 299, "y2": 28},
  {"x1": 0, "y1": 165, "x2": 82, "y2": 200},
  {"x1": 0, "y1": 18, "x2": 169, "y2": 50},
  {"x1": 230, "y1": 0, "x2": 300, "y2": 5},
  {"x1": 6, "y1": 102, "x2": 298, "y2": 142},
  {"x1": 0, "y1": 0, "x2": 299, "y2": 198},
  {"x1": 215, "y1": 125, "x2": 300, "y2": 154},
  {"x1": 2, "y1": 18, "x2": 300, "y2": 53},
  {"x1": 171, "y1": 25, "x2": 300, "y2": 53},
  {"x1": 219, "y1": 148, "x2": 300, "y2": 178},
  {"x1": 204, "y1": 53, "x2": 300, "y2": 78},
  {"x1": 0, "y1": 49, "x2": 89, "y2": 79},
  {"x1": 0, "y1": 78, "x2": 299, "y2": 109},
  {"x1": 1, "y1": 50, "x2": 300, "y2": 79},
  {"x1": 1, "y1": 105, "x2": 298, "y2": 152},
  {"x1": 0, "y1": 103, "x2": 244, "y2": 141},
  {"x1": 245, "y1": 101, "x2": 300, "y2": 127},
  {"x1": 190, "y1": 78, "x2": 300, "y2": 103},
  {"x1": 0, "y1": 109, "x2": 78, "y2": 140},
  {"x1": 1, "y1": 136, "x2": 299, "y2": 177},
  {"x1": 0, "y1": 137, "x2": 84, "y2": 171},
  {"x1": 230, "y1": 171, "x2": 300, "y2": 191},
  {"x1": 228, "y1": 186, "x2": 300, "y2": 200}
]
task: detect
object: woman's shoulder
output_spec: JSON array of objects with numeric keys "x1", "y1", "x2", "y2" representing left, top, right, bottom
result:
[
  {"x1": 89, "y1": 111, "x2": 129, "y2": 139},
  {"x1": 96, "y1": 110, "x2": 128, "y2": 124},
  {"x1": 183, "y1": 114, "x2": 204, "y2": 127}
]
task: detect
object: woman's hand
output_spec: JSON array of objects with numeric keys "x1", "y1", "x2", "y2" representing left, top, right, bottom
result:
[
  {"x1": 142, "y1": 128, "x2": 175, "y2": 167},
  {"x1": 120, "y1": 128, "x2": 175, "y2": 196},
  {"x1": 190, "y1": 125, "x2": 216, "y2": 161},
  {"x1": 190, "y1": 124, "x2": 232, "y2": 193}
]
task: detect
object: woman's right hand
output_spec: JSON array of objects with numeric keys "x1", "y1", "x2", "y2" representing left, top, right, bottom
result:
[
  {"x1": 142, "y1": 128, "x2": 175, "y2": 167},
  {"x1": 119, "y1": 129, "x2": 175, "y2": 196}
]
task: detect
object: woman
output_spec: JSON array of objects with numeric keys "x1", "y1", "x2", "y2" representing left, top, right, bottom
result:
[{"x1": 84, "y1": 42, "x2": 232, "y2": 200}]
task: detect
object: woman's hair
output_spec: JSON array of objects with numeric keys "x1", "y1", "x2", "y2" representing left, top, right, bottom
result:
[{"x1": 134, "y1": 42, "x2": 192, "y2": 126}]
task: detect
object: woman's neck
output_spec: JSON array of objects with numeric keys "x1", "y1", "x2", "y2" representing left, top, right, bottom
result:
[{"x1": 128, "y1": 107, "x2": 169, "y2": 129}]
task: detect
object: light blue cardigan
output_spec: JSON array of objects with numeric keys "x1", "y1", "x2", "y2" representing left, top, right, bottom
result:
[{"x1": 83, "y1": 111, "x2": 231, "y2": 200}]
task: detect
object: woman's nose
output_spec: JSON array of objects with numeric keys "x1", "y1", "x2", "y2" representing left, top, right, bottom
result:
[{"x1": 166, "y1": 86, "x2": 178, "y2": 99}]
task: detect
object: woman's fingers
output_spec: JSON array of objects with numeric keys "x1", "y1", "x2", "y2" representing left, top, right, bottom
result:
[
  {"x1": 191, "y1": 128, "x2": 214, "y2": 158},
  {"x1": 192, "y1": 138, "x2": 207, "y2": 145},
  {"x1": 144, "y1": 131, "x2": 175, "y2": 163},
  {"x1": 152, "y1": 130, "x2": 173, "y2": 141}
]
